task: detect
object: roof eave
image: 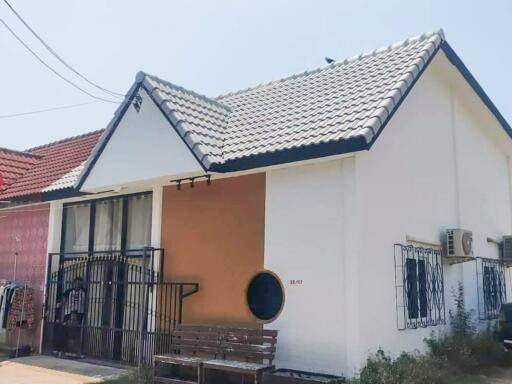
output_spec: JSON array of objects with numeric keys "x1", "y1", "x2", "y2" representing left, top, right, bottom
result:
[{"x1": 209, "y1": 135, "x2": 369, "y2": 173}]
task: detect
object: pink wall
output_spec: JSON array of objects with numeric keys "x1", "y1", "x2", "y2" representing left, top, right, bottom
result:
[{"x1": 0, "y1": 204, "x2": 50, "y2": 350}]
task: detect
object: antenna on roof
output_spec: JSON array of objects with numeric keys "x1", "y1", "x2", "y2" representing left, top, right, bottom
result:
[{"x1": 324, "y1": 57, "x2": 335, "y2": 64}]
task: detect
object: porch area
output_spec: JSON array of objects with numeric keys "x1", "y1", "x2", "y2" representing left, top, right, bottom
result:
[{"x1": 42, "y1": 173, "x2": 270, "y2": 368}]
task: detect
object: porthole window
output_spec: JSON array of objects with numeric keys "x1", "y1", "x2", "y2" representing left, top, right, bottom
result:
[{"x1": 247, "y1": 271, "x2": 284, "y2": 322}]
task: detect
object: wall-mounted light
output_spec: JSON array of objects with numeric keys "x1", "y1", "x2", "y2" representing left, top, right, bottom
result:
[{"x1": 132, "y1": 93, "x2": 143, "y2": 112}]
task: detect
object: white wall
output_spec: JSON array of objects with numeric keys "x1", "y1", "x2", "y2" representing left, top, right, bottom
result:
[
  {"x1": 264, "y1": 159, "x2": 355, "y2": 375},
  {"x1": 353, "y1": 51, "x2": 512, "y2": 363},
  {"x1": 82, "y1": 88, "x2": 203, "y2": 191},
  {"x1": 263, "y1": 51, "x2": 512, "y2": 376}
]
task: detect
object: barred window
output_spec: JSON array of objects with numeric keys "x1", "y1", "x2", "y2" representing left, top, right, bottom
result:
[
  {"x1": 395, "y1": 244, "x2": 445, "y2": 330},
  {"x1": 476, "y1": 257, "x2": 506, "y2": 320}
]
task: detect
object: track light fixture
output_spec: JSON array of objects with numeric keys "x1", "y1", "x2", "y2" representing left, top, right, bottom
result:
[{"x1": 171, "y1": 174, "x2": 213, "y2": 190}]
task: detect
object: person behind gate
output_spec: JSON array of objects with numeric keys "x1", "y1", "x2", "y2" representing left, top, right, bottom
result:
[{"x1": 54, "y1": 277, "x2": 86, "y2": 355}]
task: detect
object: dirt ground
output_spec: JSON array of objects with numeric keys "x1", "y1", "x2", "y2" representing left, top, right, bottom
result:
[
  {"x1": 0, "y1": 355, "x2": 127, "y2": 384},
  {"x1": 485, "y1": 368, "x2": 512, "y2": 383}
]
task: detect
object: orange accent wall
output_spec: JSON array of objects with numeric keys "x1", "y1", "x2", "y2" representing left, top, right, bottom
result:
[{"x1": 161, "y1": 173, "x2": 265, "y2": 327}]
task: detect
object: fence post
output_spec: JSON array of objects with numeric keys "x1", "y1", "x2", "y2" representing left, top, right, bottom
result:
[
  {"x1": 80, "y1": 253, "x2": 91, "y2": 357},
  {"x1": 138, "y1": 247, "x2": 148, "y2": 369}
]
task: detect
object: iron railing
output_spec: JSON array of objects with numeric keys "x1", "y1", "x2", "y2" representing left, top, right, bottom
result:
[
  {"x1": 394, "y1": 244, "x2": 445, "y2": 330},
  {"x1": 42, "y1": 248, "x2": 199, "y2": 365},
  {"x1": 476, "y1": 257, "x2": 506, "y2": 320}
]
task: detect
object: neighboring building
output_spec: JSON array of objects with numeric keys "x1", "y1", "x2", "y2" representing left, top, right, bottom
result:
[
  {"x1": 0, "y1": 130, "x2": 103, "y2": 351},
  {"x1": 2, "y1": 29, "x2": 512, "y2": 376}
]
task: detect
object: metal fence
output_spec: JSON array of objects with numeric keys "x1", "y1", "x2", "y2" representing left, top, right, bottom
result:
[
  {"x1": 42, "y1": 248, "x2": 198, "y2": 365},
  {"x1": 394, "y1": 244, "x2": 445, "y2": 330}
]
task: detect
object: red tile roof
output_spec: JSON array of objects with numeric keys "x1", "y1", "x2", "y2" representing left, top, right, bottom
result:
[
  {"x1": 0, "y1": 148, "x2": 40, "y2": 193},
  {"x1": 0, "y1": 130, "x2": 103, "y2": 200}
]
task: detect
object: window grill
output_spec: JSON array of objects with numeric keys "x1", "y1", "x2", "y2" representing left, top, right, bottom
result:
[
  {"x1": 394, "y1": 244, "x2": 446, "y2": 330},
  {"x1": 476, "y1": 257, "x2": 506, "y2": 320}
]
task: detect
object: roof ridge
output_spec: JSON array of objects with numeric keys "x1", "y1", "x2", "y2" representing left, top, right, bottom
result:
[
  {"x1": 216, "y1": 29, "x2": 445, "y2": 100},
  {"x1": 0, "y1": 147, "x2": 41, "y2": 159},
  {"x1": 140, "y1": 71, "x2": 232, "y2": 112},
  {"x1": 26, "y1": 128, "x2": 105, "y2": 153}
]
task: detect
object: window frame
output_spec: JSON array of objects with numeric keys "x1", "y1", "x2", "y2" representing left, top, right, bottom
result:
[
  {"x1": 60, "y1": 191, "x2": 153, "y2": 257},
  {"x1": 476, "y1": 257, "x2": 506, "y2": 320},
  {"x1": 246, "y1": 270, "x2": 285, "y2": 323},
  {"x1": 395, "y1": 244, "x2": 446, "y2": 330}
]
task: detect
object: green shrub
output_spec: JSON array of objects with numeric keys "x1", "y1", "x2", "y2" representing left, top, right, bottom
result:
[
  {"x1": 425, "y1": 282, "x2": 512, "y2": 372},
  {"x1": 354, "y1": 349, "x2": 446, "y2": 384},
  {"x1": 353, "y1": 283, "x2": 511, "y2": 383},
  {"x1": 100, "y1": 368, "x2": 153, "y2": 384}
]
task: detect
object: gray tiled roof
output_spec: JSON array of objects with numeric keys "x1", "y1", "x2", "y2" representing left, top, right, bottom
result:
[
  {"x1": 140, "y1": 30, "x2": 444, "y2": 171},
  {"x1": 80, "y1": 30, "x2": 448, "y2": 185}
]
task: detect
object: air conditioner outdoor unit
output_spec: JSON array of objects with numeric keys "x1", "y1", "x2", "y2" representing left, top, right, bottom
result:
[
  {"x1": 445, "y1": 229, "x2": 473, "y2": 259},
  {"x1": 502, "y1": 236, "x2": 512, "y2": 264}
]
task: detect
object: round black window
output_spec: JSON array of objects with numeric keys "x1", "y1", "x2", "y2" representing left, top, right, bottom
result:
[{"x1": 247, "y1": 271, "x2": 284, "y2": 321}]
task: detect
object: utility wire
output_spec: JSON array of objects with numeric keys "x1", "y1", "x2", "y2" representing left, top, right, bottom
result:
[
  {"x1": 2, "y1": 0, "x2": 125, "y2": 99},
  {"x1": 0, "y1": 16, "x2": 120, "y2": 103},
  {"x1": 0, "y1": 100, "x2": 102, "y2": 119}
]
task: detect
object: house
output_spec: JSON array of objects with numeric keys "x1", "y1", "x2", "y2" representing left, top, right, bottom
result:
[
  {"x1": 2, "y1": 29, "x2": 511, "y2": 376},
  {"x1": 0, "y1": 130, "x2": 103, "y2": 351}
]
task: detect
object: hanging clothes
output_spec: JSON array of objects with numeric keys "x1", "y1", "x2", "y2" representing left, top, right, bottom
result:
[
  {"x1": 0, "y1": 283, "x2": 18, "y2": 328},
  {"x1": 6, "y1": 287, "x2": 35, "y2": 330},
  {"x1": 0, "y1": 285, "x2": 5, "y2": 324}
]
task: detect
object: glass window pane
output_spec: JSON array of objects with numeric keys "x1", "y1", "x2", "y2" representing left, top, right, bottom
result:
[
  {"x1": 94, "y1": 198, "x2": 123, "y2": 251},
  {"x1": 126, "y1": 194, "x2": 152, "y2": 250},
  {"x1": 406, "y1": 258, "x2": 418, "y2": 319},
  {"x1": 63, "y1": 203, "x2": 90, "y2": 253},
  {"x1": 418, "y1": 260, "x2": 427, "y2": 318},
  {"x1": 247, "y1": 271, "x2": 284, "y2": 321}
]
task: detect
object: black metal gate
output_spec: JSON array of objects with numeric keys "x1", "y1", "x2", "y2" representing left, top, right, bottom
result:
[{"x1": 42, "y1": 248, "x2": 198, "y2": 365}]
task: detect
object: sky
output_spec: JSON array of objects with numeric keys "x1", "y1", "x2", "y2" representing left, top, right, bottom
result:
[{"x1": 1, "y1": 0, "x2": 511, "y2": 150}]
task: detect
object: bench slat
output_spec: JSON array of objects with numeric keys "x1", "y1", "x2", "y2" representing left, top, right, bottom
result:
[
  {"x1": 203, "y1": 359, "x2": 274, "y2": 374},
  {"x1": 177, "y1": 324, "x2": 278, "y2": 338},
  {"x1": 154, "y1": 354, "x2": 207, "y2": 366}
]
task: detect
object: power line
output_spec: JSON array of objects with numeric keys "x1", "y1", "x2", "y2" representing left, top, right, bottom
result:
[
  {"x1": 0, "y1": 100, "x2": 103, "y2": 119},
  {"x1": 0, "y1": 16, "x2": 120, "y2": 104},
  {"x1": 2, "y1": 0, "x2": 125, "y2": 99}
]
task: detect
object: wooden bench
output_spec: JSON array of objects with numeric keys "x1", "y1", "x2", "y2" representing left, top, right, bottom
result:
[{"x1": 154, "y1": 324, "x2": 278, "y2": 384}]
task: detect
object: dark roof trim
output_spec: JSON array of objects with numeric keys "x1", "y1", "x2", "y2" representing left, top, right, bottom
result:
[
  {"x1": 440, "y1": 41, "x2": 512, "y2": 140},
  {"x1": 42, "y1": 187, "x2": 87, "y2": 202},
  {"x1": 209, "y1": 135, "x2": 368, "y2": 172}
]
